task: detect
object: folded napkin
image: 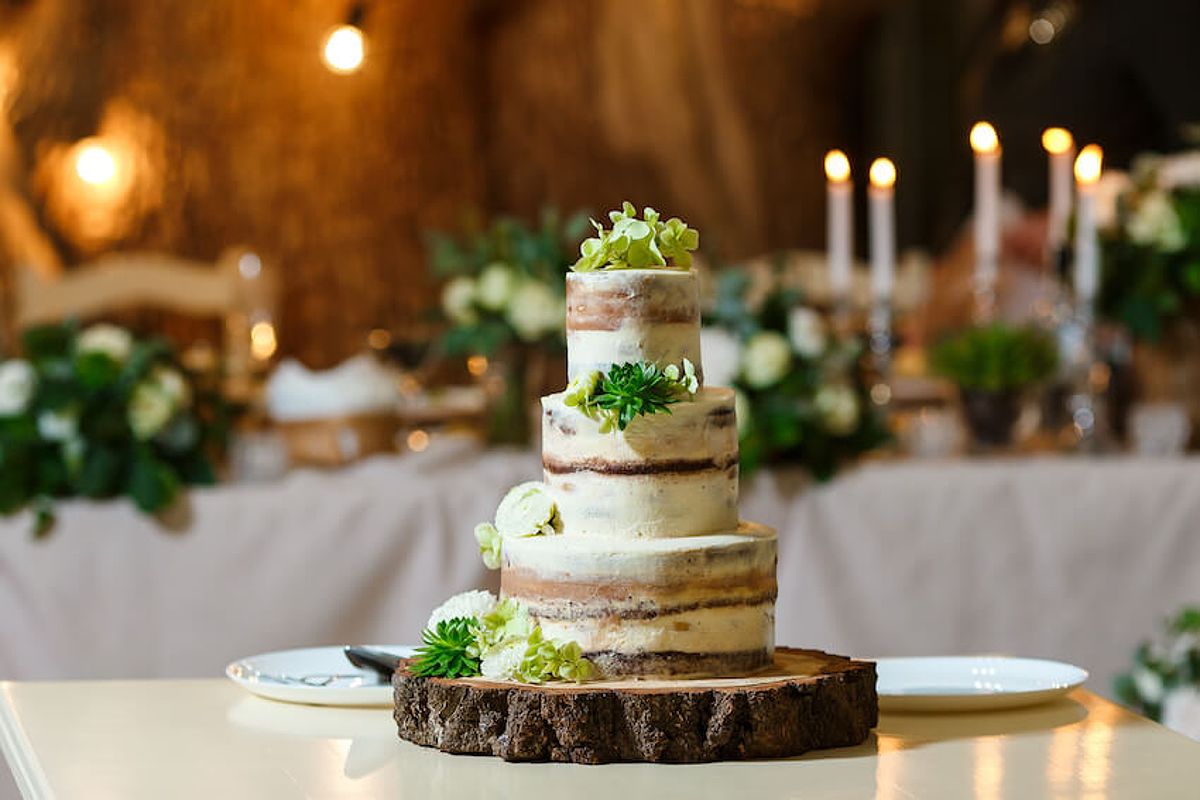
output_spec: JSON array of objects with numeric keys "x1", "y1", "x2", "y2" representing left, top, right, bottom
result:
[{"x1": 266, "y1": 355, "x2": 399, "y2": 422}]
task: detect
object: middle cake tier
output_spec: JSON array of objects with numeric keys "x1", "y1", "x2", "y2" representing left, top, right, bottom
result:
[{"x1": 542, "y1": 386, "x2": 739, "y2": 538}]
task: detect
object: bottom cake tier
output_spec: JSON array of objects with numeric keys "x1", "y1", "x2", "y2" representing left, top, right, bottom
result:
[{"x1": 500, "y1": 522, "x2": 777, "y2": 678}]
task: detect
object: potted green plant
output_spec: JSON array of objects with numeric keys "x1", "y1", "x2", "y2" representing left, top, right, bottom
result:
[{"x1": 931, "y1": 323, "x2": 1057, "y2": 448}]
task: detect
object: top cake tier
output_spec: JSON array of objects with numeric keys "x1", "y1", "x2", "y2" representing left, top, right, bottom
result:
[{"x1": 566, "y1": 270, "x2": 702, "y2": 382}]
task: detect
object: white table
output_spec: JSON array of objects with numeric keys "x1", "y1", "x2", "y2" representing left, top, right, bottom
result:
[
  {"x1": 2, "y1": 441, "x2": 1198, "y2": 699},
  {"x1": 2, "y1": 679, "x2": 1197, "y2": 799}
]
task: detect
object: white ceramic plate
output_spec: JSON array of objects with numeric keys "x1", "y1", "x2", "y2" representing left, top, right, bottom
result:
[
  {"x1": 226, "y1": 645, "x2": 416, "y2": 707},
  {"x1": 875, "y1": 656, "x2": 1089, "y2": 712}
]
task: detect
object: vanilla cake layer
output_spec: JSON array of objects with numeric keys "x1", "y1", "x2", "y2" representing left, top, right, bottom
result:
[
  {"x1": 501, "y1": 523, "x2": 776, "y2": 677},
  {"x1": 542, "y1": 388, "x2": 739, "y2": 539},
  {"x1": 566, "y1": 269, "x2": 703, "y2": 382}
]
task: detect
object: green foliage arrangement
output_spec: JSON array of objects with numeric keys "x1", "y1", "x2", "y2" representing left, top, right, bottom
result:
[
  {"x1": 0, "y1": 321, "x2": 226, "y2": 536},
  {"x1": 564, "y1": 359, "x2": 698, "y2": 433},
  {"x1": 410, "y1": 617, "x2": 481, "y2": 679},
  {"x1": 573, "y1": 201, "x2": 699, "y2": 272},
  {"x1": 1115, "y1": 607, "x2": 1200, "y2": 723},
  {"x1": 410, "y1": 591, "x2": 593, "y2": 683},
  {"x1": 1098, "y1": 152, "x2": 1200, "y2": 342},
  {"x1": 930, "y1": 323, "x2": 1058, "y2": 393},
  {"x1": 429, "y1": 208, "x2": 589, "y2": 357},
  {"x1": 705, "y1": 268, "x2": 889, "y2": 480}
]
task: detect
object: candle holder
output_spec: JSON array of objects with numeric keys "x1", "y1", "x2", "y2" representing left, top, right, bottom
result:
[
  {"x1": 1063, "y1": 301, "x2": 1111, "y2": 453},
  {"x1": 866, "y1": 297, "x2": 893, "y2": 412}
]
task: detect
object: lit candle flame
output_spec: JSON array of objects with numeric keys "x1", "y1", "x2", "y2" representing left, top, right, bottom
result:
[
  {"x1": 824, "y1": 149, "x2": 851, "y2": 183},
  {"x1": 969, "y1": 122, "x2": 1000, "y2": 155},
  {"x1": 74, "y1": 140, "x2": 118, "y2": 186},
  {"x1": 1074, "y1": 144, "x2": 1103, "y2": 184},
  {"x1": 323, "y1": 25, "x2": 365, "y2": 74},
  {"x1": 869, "y1": 158, "x2": 896, "y2": 189},
  {"x1": 1042, "y1": 127, "x2": 1074, "y2": 155}
]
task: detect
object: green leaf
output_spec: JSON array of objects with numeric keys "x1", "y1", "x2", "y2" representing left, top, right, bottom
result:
[
  {"x1": 127, "y1": 450, "x2": 179, "y2": 513},
  {"x1": 76, "y1": 444, "x2": 122, "y2": 498},
  {"x1": 74, "y1": 352, "x2": 122, "y2": 391},
  {"x1": 22, "y1": 323, "x2": 75, "y2": 362}
]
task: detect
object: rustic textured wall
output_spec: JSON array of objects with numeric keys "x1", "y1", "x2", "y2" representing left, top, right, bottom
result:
[{"x1": 0, "y1": 0, "x2": 877, "y2": 366}]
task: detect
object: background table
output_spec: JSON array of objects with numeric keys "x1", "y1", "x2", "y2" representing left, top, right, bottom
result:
[
  {"x1": 2, "y1": 679, "x2": 1198, "y2": 799},
  {"x1": 2, "y1": 439, "x2": 1198, "y2": 699}
]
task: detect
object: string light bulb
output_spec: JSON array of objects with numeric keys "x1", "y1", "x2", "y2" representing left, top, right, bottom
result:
[
  {"x1": 323, "y1": 25, "x2": 365, "y2": 74},
  {"x1": 74, "y1": 139, "x2": 118, "y2": 186}
]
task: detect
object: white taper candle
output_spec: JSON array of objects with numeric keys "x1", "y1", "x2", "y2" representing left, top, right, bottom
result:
[
  {"x1": 970, "y1": 122, "x2": 1001, "y2": 292},
  {"x1": 824, "y1": 150, "x2": 853, "y2": 305},
  {"x1": 1043, "y1": 128, "x2": 1076, "y2": 256},
  {"x1": 1073, "y1": 144, "x2": 1103, "y2": 304},
  {"x1": 868, "y1": 158, "x2": 896, "y2": 302}
]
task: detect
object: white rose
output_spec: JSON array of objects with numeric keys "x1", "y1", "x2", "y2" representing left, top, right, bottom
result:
[
  {"x1": 495, "y1": 481, "x2": 560, "y2": 537},
  {"x1": 128, "y1": 382, "x2": 175, "y2": 440},
  {"x1": 815, "y1": 383, "x2": 860, "y2": 435},
  {"x1": 507, "y1": 282, "x2": 563, "y2": 342},
  {"x1": 37, "y1": 409, "x2": 78, "y2": 442},
  {"x1": 733, "y1": 388, "x2": 751, "y2": 436},
  {"x1": 788, "y1": 307, "x2": 827, "y2": 358},
  {"x1": 151, "y1": 366, "x2": 191, "y2": 409},
  {"x1": 480, "y1": 641, "x2": 525, "y2": 681},
  {"x1": 1162, "y1": 686, "x2": 1200, "y2": 740},
  {"x1": 441, "y1": 277, "x2": 478, "y2": 325},
  {"x1": 426, "y1": 590, "x2": 497, "y2": 630},
  {"x1": 476, "y1": 263, "x2": 517, "y2": 311},
  {"x1": 700, "y1": 327, "x2": 740, "y2": 388},
  {"x1": 1157, "y1": 151, "x2": 1200, "y2": 191},
  {"x1": 1128, "y1": 191, "x2": 1186, "y2": 253},
  {"x1": 0, "y1": 359, "x2": 36, "y2": 416},
  {"x1": 77, "y1": 323, "x2": 133, "y2": 363},
  {"x1": 740, "y1": 331, "x2": 791, "y2": 389},
  {"x1": 1132, "y1": 665, "x2": 1165, "y2": 705}
]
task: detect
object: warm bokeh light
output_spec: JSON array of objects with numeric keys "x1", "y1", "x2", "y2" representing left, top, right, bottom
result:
[
  {"x1": 322, "y1": 25, "x2": 365, "y2": 74},
  {"x1": 407, "y1": 429, "x2": 430, "y2": 452},
  {"x1": 466, "y1": 354, "x2": 489, "y2": 377},
  {"x1": 250, "y1": 321, "x2": 278, "y2": 361},
  {"x1": 74, "y1": 140, "x2": 118, "y2": 186},
  {"x1": 824, "y1": 150, "x2": 851, "y2": 183},
  {"x1": 969, "y1": 122, "x2": 1000, "y2": 154},
  {"x1": 238, "y1": 252, "x2": 262, "y2": 280},
  {"x1": 1074, "y1": 144, "x2": 1103, "y2": 184},
  {"x1": 1042, "y1": 127, "x2": 1074, "y2": 155},
  {"x1": 869, "y1": 157, "x2": 896, "y2": 189},
  {"x1": 366, "y1": 328, "x2": 392, "y2": 350}
]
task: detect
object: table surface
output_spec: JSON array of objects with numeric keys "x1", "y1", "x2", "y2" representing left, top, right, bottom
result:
[{"x1": 1, "y1": 680, "x2": 1198, "y2": 799}]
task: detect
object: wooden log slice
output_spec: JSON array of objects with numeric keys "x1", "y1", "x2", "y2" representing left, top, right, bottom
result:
[{"x1": 392, "y1": 647, "x2": 877, "y2": 764}]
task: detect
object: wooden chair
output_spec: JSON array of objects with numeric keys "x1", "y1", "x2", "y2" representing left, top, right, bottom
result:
[{"x1": 12, "y1": 248, "x2": 278, "y2": 401}]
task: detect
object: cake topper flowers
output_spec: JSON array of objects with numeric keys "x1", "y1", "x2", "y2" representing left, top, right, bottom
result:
[
  {"x1": 565, "y1": 359, "x2": 698, "y2": 433},
  {"x1": 573, "y1": 202, "x2": 699, "y2": 271}
]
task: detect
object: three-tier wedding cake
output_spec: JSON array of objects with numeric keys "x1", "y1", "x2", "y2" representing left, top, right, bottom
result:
[{"x1": 503, "y1": 267, "x2": 777, "y2": 678}]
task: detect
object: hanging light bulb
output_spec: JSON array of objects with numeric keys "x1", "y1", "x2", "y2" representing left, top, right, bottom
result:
[{"x1": 322, "y1": 5, "x2": 367, "y2": 74}]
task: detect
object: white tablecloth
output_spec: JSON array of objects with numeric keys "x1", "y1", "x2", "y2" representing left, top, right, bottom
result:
[{"x1": 2, "y1": 439, "x2": 1197, "y2": 695}]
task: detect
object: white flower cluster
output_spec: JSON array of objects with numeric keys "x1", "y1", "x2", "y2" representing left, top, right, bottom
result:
[
  {"x1": 473, "y1": 481, "x2": 561, "y2": 569},
  {"x1": 0, "y1": 360, "x2": 36, "y2": 417},
  {"x1": 441, "y1": 263, "x2": 565, "y2": 343},
  {"x1": 1104, "y1": 150, "x2": 1200, "y2": 253},
  {"x1": 129, "y1": 364, "x2": 192, "y2": 441}
]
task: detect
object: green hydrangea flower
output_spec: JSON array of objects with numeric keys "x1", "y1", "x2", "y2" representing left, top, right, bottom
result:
[
  {"x1": 473, "y1": 522, "x2": 502, "y2": 570},
  {"x1": 573, "y1": 202, "x2": 699, "y2": 272}
]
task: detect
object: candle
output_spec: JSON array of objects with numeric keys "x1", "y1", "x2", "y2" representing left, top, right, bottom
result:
[
  {"x1": 1042, "y1": 127, "x2": 1076, "y2": 257},
  {"x1": 824, "y1": 149, "x2": 853, "y2": 305},
  {"x1": 970, "y1": 122, "x2": 1001, "y2": 293},
  {"x1": 868, "y1": 157, "x2": 896, "y2": 302},
  {"x1": 1073, "y1": 144, "x2": 1103, "y2": 305}
]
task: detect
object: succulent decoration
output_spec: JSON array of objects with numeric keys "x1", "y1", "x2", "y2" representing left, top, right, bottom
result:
[
  {"x1": 564, "y1": 359, "x2": 699, "y2": 433},
  {"x1": 573, "y1": 202, "x2": 700, "y2": 272},
  {"x1": 410, "y1": 590, "x2": 594, "y2": 683}
]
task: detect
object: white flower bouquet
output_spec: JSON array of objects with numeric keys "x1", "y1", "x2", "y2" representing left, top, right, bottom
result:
[
  {"x1": 1099, "y1": 151, "x2": 1200, "y2": 342},
  {"x1": 0, "y1": 321, "x2": 225, "y2": 535},
  {"x1": 705, "y1": 269, "x2": 889, "y2": 479}
]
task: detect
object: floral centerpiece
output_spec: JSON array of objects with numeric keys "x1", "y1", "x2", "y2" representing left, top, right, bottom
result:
[
  {"x1": 428, "y1": 209, "x2": 588, "y2": 443},
  {"x1": 0, "y1": 322, "x2": 226, "y2": 535},
  {"x1": 1116, "y1": 607, "x2": 1200, "y2": 739},
  {"x1": 1098, "y1": 151, "x2": 1200, "y2": 342},
  {"x1": 704, "y1": 268, "x2": 889, "y2": 480}
]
